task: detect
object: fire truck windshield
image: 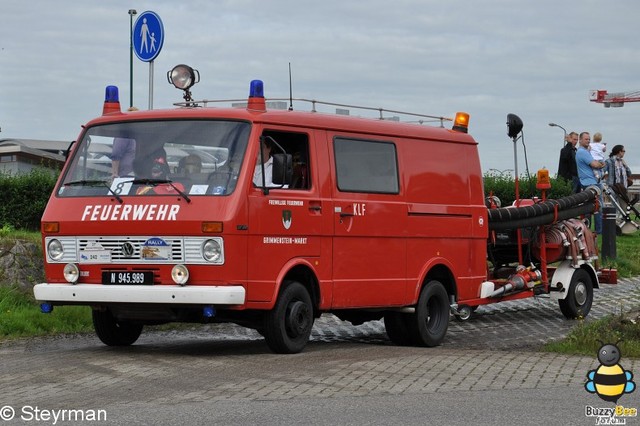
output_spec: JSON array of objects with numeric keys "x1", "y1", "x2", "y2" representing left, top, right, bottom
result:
[{"x1": 58, "y1": 120, "x2": 250, "y2": 198}]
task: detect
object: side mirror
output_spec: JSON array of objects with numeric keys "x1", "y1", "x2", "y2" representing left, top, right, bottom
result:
[{"x1": 272, "y1": 153, "x2": 293, "y2": 185}]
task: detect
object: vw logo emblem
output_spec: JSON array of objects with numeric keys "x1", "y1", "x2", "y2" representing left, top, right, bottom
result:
[{"x1": 122, "y1": 242, "x2": 135, "y2": 257}]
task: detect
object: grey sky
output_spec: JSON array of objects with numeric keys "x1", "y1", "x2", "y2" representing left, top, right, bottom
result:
[{"x1": 1, "y1": 0, "x2": 639, "y2": 175}]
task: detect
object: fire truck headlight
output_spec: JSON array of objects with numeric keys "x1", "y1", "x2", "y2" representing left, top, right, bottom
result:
[
  {"x1": 48, "y1": 239, "x2": 64, "y2": 261},
  {"x1": 171, "y1": 264, "x2": 189, "y2": 286},
  {"x1": 63, "y1": 263, "x2": 79, "y2": 283},
  {"x1": 202, "y1": 238, "x2": 224, "y2": 263}
]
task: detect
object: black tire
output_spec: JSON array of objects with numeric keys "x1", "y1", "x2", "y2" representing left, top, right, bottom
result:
[
  {"x1": 92, "y1": 309, "x2": 143, "y2": 346},
  {"x1": 406, "y1": 280, "x2": 450, "y2": 347},
  {"x1": 263, "y1": 281, "x2": 314, "y2": 354},
  {"x1": 384, "y1": 312, "x2": 413, "y2": 346},
  {"x1": 558, "y1": 268, "x2": 593, "y2": 319}
]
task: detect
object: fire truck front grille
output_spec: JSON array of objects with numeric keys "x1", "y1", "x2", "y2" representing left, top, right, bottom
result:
[
  {"x1": 78, "y1": 237, "x2": 184, "y2": 262},
  {"x1": 44, "y1": 236, "x2": 216, "y2": 264}
]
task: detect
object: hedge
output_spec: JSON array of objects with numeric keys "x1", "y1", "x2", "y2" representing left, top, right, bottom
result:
[
  {"x1": 0, "y1": 168, "x2": 571, "y2": 231},
  {"x1": 0, "y1": 169, "x2": 59, "y2": 231},
  {"x1": 482, "y1": 171, "x2": 573, "y2": 207}
]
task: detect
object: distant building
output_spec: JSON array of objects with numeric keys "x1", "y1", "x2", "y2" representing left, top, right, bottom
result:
[
  {"x1": 0, "y1": 139, "x2": 68, "y2": 176},
  {"x1": 231, "y1": 100, "x2": 288, "y2": 110}
]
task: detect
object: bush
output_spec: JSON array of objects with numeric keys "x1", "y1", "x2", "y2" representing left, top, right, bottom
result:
[
  {"x1": 0, "y1": 168, "x2": 58, "y2": 231},
  {"x1": 483, "y1": 171, "x2": 573, "y2": 207}
]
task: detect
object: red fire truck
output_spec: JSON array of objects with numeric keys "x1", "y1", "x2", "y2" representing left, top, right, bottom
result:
[{"x1": 34, "y1": 67, "x2": 603, "y2": 353}]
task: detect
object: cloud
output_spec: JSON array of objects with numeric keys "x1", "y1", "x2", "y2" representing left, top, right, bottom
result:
[{"x1": 1, "y1": 0, "x2": 639, "y2": 174}]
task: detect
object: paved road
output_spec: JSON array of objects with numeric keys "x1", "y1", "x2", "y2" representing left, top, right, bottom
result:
[{"x1": 0, "y1": 278, "x2": 638, "y2": 425}]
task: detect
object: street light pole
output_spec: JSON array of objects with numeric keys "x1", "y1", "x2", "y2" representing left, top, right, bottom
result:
[
  {"x1": 128, "y1": 9, "x2": 137, "y2": 109},
  {"x1": 548, "y1": 122, "x2": 567, "y2": 145}
]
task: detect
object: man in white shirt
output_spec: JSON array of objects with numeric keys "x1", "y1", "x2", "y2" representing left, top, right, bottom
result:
[{"x1": 253, "y1": 139, "x2": 288, "y2": 188}]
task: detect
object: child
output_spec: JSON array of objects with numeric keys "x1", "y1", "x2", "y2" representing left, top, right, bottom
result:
[{"x1": 590, "y1": 132, "x2": 607, "y2": 181}]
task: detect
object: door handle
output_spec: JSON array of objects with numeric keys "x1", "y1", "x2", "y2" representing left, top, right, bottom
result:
[{"x1": 309, "y1": 201, "x2": 322, "y2": 213}]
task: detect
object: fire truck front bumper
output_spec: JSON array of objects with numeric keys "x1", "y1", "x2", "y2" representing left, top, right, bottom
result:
[{"x1": 33, "y1": 283, "x2": 246, "y2": 306}]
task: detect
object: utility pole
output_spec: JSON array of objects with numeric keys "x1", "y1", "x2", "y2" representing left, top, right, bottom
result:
[{"x1": 128, "y1": 9, "x2": 137, "y2": 108}]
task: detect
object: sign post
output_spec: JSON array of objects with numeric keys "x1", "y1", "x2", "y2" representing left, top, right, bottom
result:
[{"x1": 132, "y1": 11, "x2": 164, "y2": 110}]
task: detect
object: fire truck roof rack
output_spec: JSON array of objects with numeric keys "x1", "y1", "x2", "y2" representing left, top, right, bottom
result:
[{"x1": 173, "y1": 97, "x2": 453, "y2": 127}]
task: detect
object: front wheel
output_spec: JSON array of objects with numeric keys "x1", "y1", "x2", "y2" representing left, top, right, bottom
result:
[
  {"x1": 558, "y1": 268, "x2": 593, "y2": 319},
  {"x1": 407, "y1": 280, "x2": 450, "y2": 347},
  {"x1": 92, "y1": 309, "x2": 143, "y2": 346},
  {"x1": 263, "y1": 281, "x2": 314, "y2": 354}
]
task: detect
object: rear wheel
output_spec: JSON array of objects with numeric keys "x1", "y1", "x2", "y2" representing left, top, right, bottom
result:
[
  {"x1": 407, "y1": 280, "x2": 450, "y2": 347},
  {"x1": 92, "y1": 309, "x2": 143, "y2": 346},
  {"x1": 263, "y1": 281, "x2": 314, "y2": 354},
  {"x1": 559, "y1": 268, "x2": 593, "y2": 319}
]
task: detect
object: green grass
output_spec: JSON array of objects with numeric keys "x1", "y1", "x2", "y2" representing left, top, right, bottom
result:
[
  {"x1": 0, "y1": 225, "x2": 41, "y2": 247},
  {"x1": 0, "y1": 286, "x2": 93, "y2": 340},
  {"x1": 543, "y1": 228, "x2": 640, "y2": 358},
  {"x1": 543, "y1": 311, "x2": 640, "y2": 358},
  {"x1": 0, "y1": 228, "x2": 93, "y2": 340},
  {"x1": 600, "y1": 231, "x2": 640, "y2": 277}
]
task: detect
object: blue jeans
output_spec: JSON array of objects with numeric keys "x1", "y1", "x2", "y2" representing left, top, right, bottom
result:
[
  {"x1": 572, "y1": 176, "x2": 581, "y2": 193},
  {"x1": 591, "y1": 190, "x2": 604, "y2": 235},
  {"x1": 594, "y1": 196, "x2": 603, "y2": 234}
]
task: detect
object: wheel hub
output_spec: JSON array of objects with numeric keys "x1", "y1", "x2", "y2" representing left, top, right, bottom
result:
[
  {"x1": 574, "y1": 282, "x2": 587, "y2": 305},
  {"x1": 286, "y1": 301, "x2": 311, "y2": 336}
]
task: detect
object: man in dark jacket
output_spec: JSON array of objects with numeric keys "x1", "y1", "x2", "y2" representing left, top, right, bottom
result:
[{"x1": 557, "y1": 131, "x2": 579, "y2": 192}]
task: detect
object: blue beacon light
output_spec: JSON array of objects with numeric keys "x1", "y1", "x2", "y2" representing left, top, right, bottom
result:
[
  {"x1": 249, "y1": 80, "x2": 264, "y2": 98},
  {"x1": 247, "y1": 80, "x2": 266, "y2": 111},
  {"x1": 105, "y1": 85, "x2": 119, "y2": 102},
  {"x1": 102, "y1": 85, "x2": 121, "y2": 115}
]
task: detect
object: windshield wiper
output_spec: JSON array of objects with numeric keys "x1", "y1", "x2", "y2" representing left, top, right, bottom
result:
[
  {"x1": 64, "y1": 180, "x2": 123, "y2": 204},
  {"x1": 129, "y1": 179, "x2": 191, "y2": 203}
]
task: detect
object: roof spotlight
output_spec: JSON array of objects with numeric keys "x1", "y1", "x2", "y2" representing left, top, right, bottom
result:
[
  {"x1": 506, "y1": 113, "x2": 523, "y2": 140},
  {"x1": 167, "y1": 64, "x2": 200, "y2": 103}
]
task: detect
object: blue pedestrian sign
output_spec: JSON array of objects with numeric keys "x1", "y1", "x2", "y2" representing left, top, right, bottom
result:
[{"x1": 133, "y1": 11, "x2": 164, "y2": 62}]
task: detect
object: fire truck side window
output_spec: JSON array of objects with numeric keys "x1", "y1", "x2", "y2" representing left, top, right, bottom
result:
[
  {"x1": 333, "y1": 137, "x2": 399, "y2": 194},
  {"x1": 261, "y1": 130, "x2": 311, "y2": 190}
]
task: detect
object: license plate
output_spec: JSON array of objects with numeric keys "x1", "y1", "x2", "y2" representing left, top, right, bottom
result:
[{"x1": 102, "y1": 271, "x2": 154, "y2": 285}]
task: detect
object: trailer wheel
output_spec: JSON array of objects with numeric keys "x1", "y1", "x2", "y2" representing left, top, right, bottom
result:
[
  {"x1": 407, "y1": 280, "x2": 449, "y2": 347},
  {"x1": 558, "y1": 269, "x2": 593, "y2": 319},
  {"x1": 263, "y1": 281, "x2": 314, "y2": 354},
  {"x1": 384, "y1": 312, "x2": 413, "y2": 346},
  {"x1": 92, "y1": 309, "x2": 143, "y2": 346},
  {"x1": 454, "y1": 305, "x2": 475, "y2": 322}
]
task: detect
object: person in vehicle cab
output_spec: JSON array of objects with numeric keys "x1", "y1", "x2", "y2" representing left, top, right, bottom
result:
[
  {"x1": 209, "y1": 150, "x2": 241, "y2": 193},
  {"x1": 134, "y1": 148, "x2": 184, "y2": 195},
  {"x1": 253, "y1": 138, "x2": 288, "y2": 188},
  {"x1": 110, "y1": 107, "x2": 139, "y2": 178},
  {"x1": 110, "y1": 137, "x2": 136, "y2": 178},
  {"x1": 178, "y1": 154, "x2": 202, "y2": 175}
]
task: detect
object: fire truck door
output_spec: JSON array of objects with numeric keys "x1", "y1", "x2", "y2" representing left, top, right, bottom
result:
[
  {"x1": 329, "y1": 136, "x2": 407, "y2": 308},
  {"x1": 246, "y1": 129, "x2": 324, "y2": 303}
]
